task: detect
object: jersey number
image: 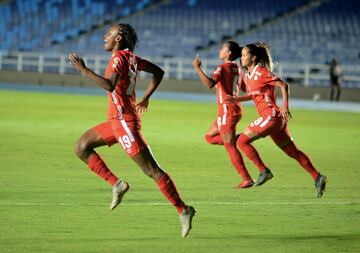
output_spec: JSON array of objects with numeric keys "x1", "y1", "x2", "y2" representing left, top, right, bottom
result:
[
  {"x1": 253, "y1": 117, "x2": 263, "y2": 126},
  {"x1": 119, "y1": 135, "x2": 132, "y2": 149}
]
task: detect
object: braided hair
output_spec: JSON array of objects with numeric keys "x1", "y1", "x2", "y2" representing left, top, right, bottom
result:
[{"x1": 114, "y1": 23, "x2": 139, "y2": 52}]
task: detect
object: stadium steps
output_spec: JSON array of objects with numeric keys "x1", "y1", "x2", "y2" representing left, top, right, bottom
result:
[
  {"x1": 196, "y1": 0, "x2": 331, "y2": 53},
  {"x1": 50, "y1": 0, "x2": 168, "y2": 46}
]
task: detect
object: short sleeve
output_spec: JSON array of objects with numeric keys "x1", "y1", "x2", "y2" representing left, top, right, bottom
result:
[
  {"x1": 260, "y1": 68, "x2": 281, "y2": 85},
  {"x1": 135, "y1": 55, "x2": 148, "y2": 71},
  {"x1": 211, "y1": 66, "x2": 222, "y2": 83}
]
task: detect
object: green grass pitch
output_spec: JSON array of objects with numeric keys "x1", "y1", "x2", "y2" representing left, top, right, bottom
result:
[{"x1": 0, "y1": 90, "x2": 359, "y2": 253}]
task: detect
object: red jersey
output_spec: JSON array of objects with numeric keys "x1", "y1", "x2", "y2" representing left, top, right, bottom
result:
[
  {"x1": 243, "y1": 65, "x2": 281, "y2": 117},
  {"x1": 211, "y1": 61, "x2": 242, "y2": 116},
  {"x1": 105, "y1": 49, "x2": 147, "y2": 121}
]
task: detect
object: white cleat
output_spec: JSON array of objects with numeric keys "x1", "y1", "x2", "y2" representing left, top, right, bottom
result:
[
  {"x1": 109, "y1": 180, "x2": 129, "y2": 210},
  {"x1": 179, "y1": 206, "x2": 196, "y2": 238}
]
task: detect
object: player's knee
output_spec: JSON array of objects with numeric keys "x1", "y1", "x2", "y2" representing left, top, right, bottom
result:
[
  {"x1": 237, "y1": 134, "x2": 249, "y2": 148},
  {"x1": 74, "y1": 139, "x2": 88, "y2": 158},
  {"x1": 142, "y1": 164, "x2": 162, "y2": 180},
  {"x1": 205, "y1": 134, "x2": 218, "y2": 145},
  {"x1": 205, "y1": 134, "x2": 212, "y2": 144},
  {"x1": 282, "y1": 144, "x2": 299, "y2": 159},
  {"x1": 223, "y1": 142, "x2": 235, "y2": 149}
]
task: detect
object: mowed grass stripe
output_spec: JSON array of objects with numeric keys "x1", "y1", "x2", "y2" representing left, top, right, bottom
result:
[{"x1": 0, "y1": 201, "x2": 358, "y2": 206}]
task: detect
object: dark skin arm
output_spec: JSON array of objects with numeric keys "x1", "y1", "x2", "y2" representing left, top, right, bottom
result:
[
  {"x1": 69, "y1": 53, "x2": 117, "y2": 92},
  {"x1": 136, "y1": 60, "x2": 164, "y2": 118},
  {"x1": 192, "y1": 55, "x2": 216, "y2": 89}
]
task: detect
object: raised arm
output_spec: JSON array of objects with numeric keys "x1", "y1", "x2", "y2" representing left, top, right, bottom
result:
[
  {"x1": 136, "y1": 60, "x2": 164, "y2": 117},
  {"x1": 69, "y1": 53, "x2": 117, "y2": 92},
  {"x1": 192, "y1": 55, "x2": 216, "y2": 89}
]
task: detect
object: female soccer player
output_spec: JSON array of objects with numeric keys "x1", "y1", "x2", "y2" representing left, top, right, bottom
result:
[
  {"x1": 69, "y1": 23, "x2": 195, "y2": 237},
  {"x1": 227, "y1": 42, "x2": 327, "y2": 197},
  {"x1": 193, "y1": 41, "x2": 254, "y2": 188}
]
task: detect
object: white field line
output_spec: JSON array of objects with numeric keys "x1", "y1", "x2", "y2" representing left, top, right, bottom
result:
[{"x1": 0, "y1": 201, "x2": 358, "y2": 206}]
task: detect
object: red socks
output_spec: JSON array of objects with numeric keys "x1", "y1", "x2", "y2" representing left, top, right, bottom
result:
[
  {"x1": 223, "y1": 143, "x2": 251, "y2": 180},
  {"x1": 237, "y1": 134, "x2": 267, "y2": 172},
  {"x1": 281, "y1": 143, "x2": 319, "y2": 180},
  {"x1": 157, "y1": 173, "x2": 185, "y2": 214},
  {"x1": 87, "y1": 153, "x2": 118, "y2": 186},
  {"x1": 87, "y1": 155, "x2": 187, "y2": 214},
  {"x1": 205, "y1": 134, "x2": 223, "y2": 145},
  {"x1": 205, "y1": 134, "x2": 241, "y2": 145}
]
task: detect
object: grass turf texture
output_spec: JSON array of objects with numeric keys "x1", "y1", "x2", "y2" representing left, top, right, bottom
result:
[{"x1": 0, "y1": 90, "x2": 359, "y2": 253}]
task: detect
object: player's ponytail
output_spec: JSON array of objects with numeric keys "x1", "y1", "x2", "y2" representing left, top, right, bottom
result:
[
  {"x1": 245, "y1": 42, "x2": 273, "y2": 71},
  {"x1": 226, "y1": 41, "x2": 242, "y2": 61},
  {"x1": 256, "y1": 42, "x2": 273, "y2": 71},
  {"x1": 116, "y1": 23, "x2": 139, "y2": 52}
]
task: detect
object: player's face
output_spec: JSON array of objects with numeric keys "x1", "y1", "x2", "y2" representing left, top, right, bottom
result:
[
  {"x1": 103, "y1": 26, "x2": 121, "y2": 52},
  {"x1": 241, "y1": 47, "x2": 253, "y2": 68},
  {"x1": 219, "y1": 44, "x2": 231, "y2": 60}
]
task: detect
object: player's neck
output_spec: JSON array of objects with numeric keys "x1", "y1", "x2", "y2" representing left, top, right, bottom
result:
[
  {"x1": 247, "y1": 64, "x2": 256, "y2": 73},
  {"x1": 223, "y1": 57, "x2": 232, "y2": 62}
]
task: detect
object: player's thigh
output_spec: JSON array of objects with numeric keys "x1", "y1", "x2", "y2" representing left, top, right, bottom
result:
[
  {"x1": 131, "y1": 146, "x2": 160, "y2": 171},
  {"x1": 77, "y1": 122, "x2": 113, "y2": 150},
  {"x1": 110, "y1": 119, "x2": 148, "y2": 157},
  {"x1": 220, "y1": 131, "x2": 236, "y2": 144},
  {"x1": 248, "y1": 116, "x2": 283, "y2": 138},
  {"x1": 270, "y1": 125, "x2": 293, "y2": 148},
  {"x1": 206, "y1": 120, "x2": 220, "y2": 136},
  {"x1": 218, "y1": 113, "x2": 240, "y2": 142},
  {"x1": 219, "y1": 116, "x2": 238, "y2": 143}
]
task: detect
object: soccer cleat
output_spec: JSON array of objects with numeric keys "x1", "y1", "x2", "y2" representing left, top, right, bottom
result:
[
  {"x1": 234, "y1": 178, "x2": 254, "y2": 188},
  {"x1": 315, "y1": 174, "x2": 328, "y2": 198},
  {"x1": 179, "y1": 205, "x2": 196, "y2": 238},
  {"x1": 110, "y1": 180, "x2": 129, "y2": 210},
  {"x1": 254, "y1": 168, "x2": 274, "y2": 186}
]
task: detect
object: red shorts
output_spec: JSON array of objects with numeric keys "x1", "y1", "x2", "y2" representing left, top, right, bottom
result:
[
  {"x1": 94, "y1": 119, "x2": 147, "y2": 156},
  {"x1": 249, "y1": 115, "x2": 293, "y2": 146},
  {"x1": 214, "y1": 107, "x2": 241, "y2": 134}
]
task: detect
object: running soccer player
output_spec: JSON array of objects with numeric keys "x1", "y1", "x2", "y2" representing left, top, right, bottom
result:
[
  {"x1": 226, "y1": 42, "x2": 327, "y2": 197},
  {"x1": 68, "y1": 23, "x2": 195, "y2": 237},
  {"x1": 193, "y1": 41, "x2": 254, "y2": 188}
]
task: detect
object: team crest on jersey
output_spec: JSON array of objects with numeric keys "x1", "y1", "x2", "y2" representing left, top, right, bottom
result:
[
  {"x1": 112, "y1": 57, "x2": 120, "y2": 70},
  {"x1": 214, "y1": 66, "x2": 222, "y2": 75}
]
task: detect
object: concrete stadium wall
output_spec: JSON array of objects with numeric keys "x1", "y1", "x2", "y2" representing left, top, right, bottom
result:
[{"x1": 1, "y1": 70, "x2": 359, "y2": 102}]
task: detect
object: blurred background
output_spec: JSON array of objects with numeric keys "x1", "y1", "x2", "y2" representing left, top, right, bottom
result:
[{"x1": 0, "y1": 0, "x2": 359, "y2": 101}]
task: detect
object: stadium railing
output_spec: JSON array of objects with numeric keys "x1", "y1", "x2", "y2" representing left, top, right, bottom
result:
[{"x1": 1, "y1": 51, "x2": 359, "y2": 88}]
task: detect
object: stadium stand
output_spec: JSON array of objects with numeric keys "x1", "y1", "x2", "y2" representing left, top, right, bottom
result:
[
  {"x1": 0, "y1": 0, "x2": 159, "y2": 52},
  {"x1": 0, "y1": 0, "x2": 359, "y2": 87}
]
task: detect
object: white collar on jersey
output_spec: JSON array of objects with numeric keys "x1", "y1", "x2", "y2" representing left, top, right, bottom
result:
[
  {"x1": 112, "y1": 48, "x2": 130, "y2": 57},
  {"x1": 247, "y1": 64, "x2": 259, "y2": 79}
]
